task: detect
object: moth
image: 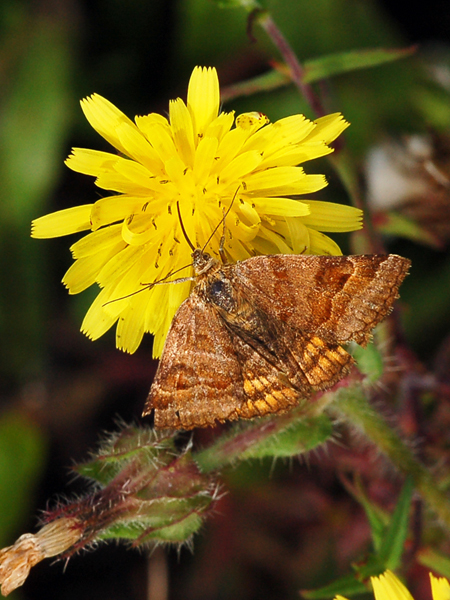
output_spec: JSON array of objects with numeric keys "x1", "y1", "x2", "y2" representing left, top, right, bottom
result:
[{"x1": 143, "y1": 245, "x2": 410, "y2": 430}]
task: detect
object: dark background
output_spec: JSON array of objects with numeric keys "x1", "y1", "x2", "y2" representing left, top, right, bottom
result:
[{"x1": 1, "y1": 0, "x2": 450, "y2": 598}]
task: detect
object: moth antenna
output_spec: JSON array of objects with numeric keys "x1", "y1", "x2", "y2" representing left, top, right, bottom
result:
[
  {"x1": 103, "y1": 266, "x2": 195, "y2": 306},
  {"x1": 218, "y1": 207, "x2": 227, "y2": 264},
  {"x1": 201, "y1": 185, "x2": 241, "y2": 261},
  {"x1": 176, "y1": 201, "x2": 196, "y2": 252}
]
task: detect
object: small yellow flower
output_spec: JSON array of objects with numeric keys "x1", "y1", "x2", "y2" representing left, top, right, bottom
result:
[
  {"x1": 371, "y1": 571, "x2": 414, "y2": 600},
  {"x1": 32, "y1": 66, "x2": 362, "y2": 356},
  {"x1": 334, "y1": 570, "x2": 450, "y2": 600},
  {"x1": 430, "y1": 573, "x2": 450, "y2": 600}
]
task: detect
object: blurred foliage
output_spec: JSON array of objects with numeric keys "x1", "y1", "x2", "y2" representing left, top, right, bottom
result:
[
  {"x1": 0, "y1": 1, "x2": 75, "y2": 384},
  {"x1": 0, "y1": 411, "x2": 47, "y2": 548},
  {"x1": 0, "y1": 0, "x2": 449, "y2": 599}
]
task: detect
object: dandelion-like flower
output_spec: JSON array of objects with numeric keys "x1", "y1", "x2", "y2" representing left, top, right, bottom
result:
[
  {"x1": 32, "y1": 66, "x2": 362, "y2": 355},
  {"x1": 335, "y1": 570, "x2": 450, "y2": 600}
]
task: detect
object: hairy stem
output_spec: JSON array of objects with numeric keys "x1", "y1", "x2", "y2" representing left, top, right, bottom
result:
[{"x1": 329, "y1": 385, "x2": 450, "y2": 528}]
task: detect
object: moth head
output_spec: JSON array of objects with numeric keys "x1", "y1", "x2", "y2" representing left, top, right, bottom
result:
[{"x1": 192, "y1": 248, "x2": 217, "y2": 276}]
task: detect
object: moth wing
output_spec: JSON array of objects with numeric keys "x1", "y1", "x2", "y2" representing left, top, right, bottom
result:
[
  {"x1": 233, "y1": 254, "x2": 410, "y2": 347},
  {"x1": 143, "y1": 294, "x2": 246, "y2": 429},
  {"x1": 231, "y1": 324, "x2": 352, "y2": 420},
  {"x1": 144, "y1": 295, "x2": 332, "y2": 429}
]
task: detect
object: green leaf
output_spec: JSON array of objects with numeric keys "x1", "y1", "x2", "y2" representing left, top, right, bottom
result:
[
  {"x1": 418, "y1": 548, "x2": 450, "y2": 580},
  {"x1": 350, "y1": 343, "x2": 384, "y2": 384},
  {"x1": 195, "y1": 411, "x2": 333, "y2": 472},
  {"x1": 306, "y1": 477, "x2": 414, "y2": 597},
  {"x1": 350, "y1": 477, "x2": 388, "y2": 552},
  {"x1": 99, "y1": 496, "x2": 211, "y2": 543},
  {"x1": 352, "y1": 478, "x2": 413, "y2": 579},
  {"x1": 303, "y1": 47, "x2": 416, "y2": 82},
  {"x1": 76, "y1": 459, "x2": 120, "y2": 486},
  {"x1": 377, "y1": 212, "x2": 440, "y2": 248},
  {"x1": 302, "y1": 573, "x2": 368, "y2": 599},
  {"x1": 100, "y1": 512, "x2": 205, "y2": 543},
  {"x1": 76, "y1": 427, "x2": 176, "y2": 485},
  {"x1": 221, "y1": 69, "x2": 291, "y2": 102},
  {"x1": 378, "y1": 477, "x2": 413, "y2": 570},
  {"x1": 238, "y1": 414, "x2": 333, "y2": 459},
  {"x1": 221, "y1": 47, "x2": 416, "y2": 102}
]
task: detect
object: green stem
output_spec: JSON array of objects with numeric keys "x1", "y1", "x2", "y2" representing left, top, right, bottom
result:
[
  {"x1": 256, "y1": 11, "x2": 325, "y2": 117},
  {"x1": 194, "y1": 404, "x2": 332, "y2": 473},
  {"x1": 329, "y1": 385, "x2": 450, "y2": 528}
]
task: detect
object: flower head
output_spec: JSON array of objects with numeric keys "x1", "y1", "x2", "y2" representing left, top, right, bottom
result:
[
  {"x1": 335, "y1": 570, "x2": 450, "y2": 600},
  {"x1": 32, "y1": 66, "x2": 362, "y2": 355},
  {"x1": 0, "y1": 518, "x2": 82, "y2": 596}
]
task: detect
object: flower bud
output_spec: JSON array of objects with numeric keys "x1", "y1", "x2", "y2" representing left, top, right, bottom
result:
[{"x1": 0, "y1": 427, "x2": 218, "y2": 594}]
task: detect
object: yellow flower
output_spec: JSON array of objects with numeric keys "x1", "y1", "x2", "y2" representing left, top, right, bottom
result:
[
  {"x1": 335, "y1": 570, "x2": 450, "y2": 600},
  {"x1": 430, "y1": 573, "x2": 450, "y2": 600},
  {"x1": 370, "y1": 571, "x2": 414, "y2": 600},
  {"x1": 32, "y1": 66, "x2": 362, "y2": 356}
]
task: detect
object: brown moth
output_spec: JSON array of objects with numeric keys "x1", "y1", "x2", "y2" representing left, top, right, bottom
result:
[{"x1": 143, "y1": 248, "x2": 410, "y2": 430}]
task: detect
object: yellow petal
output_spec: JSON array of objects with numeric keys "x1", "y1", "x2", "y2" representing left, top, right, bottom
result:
[
  {"x1": 105, "y1": 249, "x2": 149, "y2": 304},
  {"x1": 244, "y1": 167, "x2": 326, "y2": 196},
  {"x1": 260, "y1": 142, "x2": 333, "y2": 169},
  {"x1": 236, "y1": 200, "x2": 261, "y2": 227},
  {"x1": 308, "y1": 228, "x2": 343, "y2": 255},
  {"x1": 81, "y1": 286, "x2": 124, "y2": 341},
  {"x1": 169, "y1": 98, "x2": 196, "y2": 167},
  {"x1": 115, "y1": 292, "x2": 149, "y2": 353},
  {"x1": 152, "y1": 319, "x2": 170, "y2": 359},
  {"x1": 147, "y1": 121, "x2": 179, "y2": 164},
  {"x1": 144, "y1": 278, "x2": 173, "y2": 335},
  {"x1": 371, "y1": 571, "x2": 414, "y2": 600},
  {"x1": 224, "y1": 210, "x2": 259, "y2": 243},
  {"x1": 219, "y1": 151, "x2": 263, "y2": 187},
  {"x1": 243, "y1": 166, "x2": 305, "y2": 192},
  {"x1": 93, "y1": 177, "x2": 146, "y2": 195},
  {"x1": 164, "y1": 154, "x2": 196, "y2": 198},
  {"x1": 284, "y1": 217, "x2": 310, "y2": 254},
  {"x1": 121, "y1": 214, "x2": 155, "y2": 246},
  {"x1": 193, "y1": 136, "x2": 219, "y2": 184},
  {"x1": 187, "y1": 66, "x2": 220, "y2": 137},
  {"x1": 112, "y1": 157, "x2": 158, "y2": 190},
  {"x1": 255, "y1": 225, "x2": 293, "y2": 254},
  {"x1": 430, "y1": 574, "x2": 450, "y2": 600},
  {"x1": 97, "y1": 244, "x2": 147, "y2": 288},
  {"x1": 80, "y1": 94, "x2": 136, "y2": 156},
  {"x1": 251, "y1": 196, "x2": 310, "y2": 217},
  {"x1": 203, "y1": 110, "x2": 235, "y2": 142},
  {"x1": 116, "y1": 121, "x2": 163, "y2": 173},
  {"x1": 212, "y1": 127, "x2": 255, "y2": 173},
  {"x1": 65, "y1": 148, "x2": 121, "y2": 176},
  {"x1": 301, "y1": 200, "x2": 363, "y2": 232},
  {"x1": 63, "y1": 241, "x2": 123, "y2": 294},
  {"x1": 31, "y1": 205, "x2": 93, "y2": 238},
  {"x1": 90, "y1": 196, "x2": 148, "y2": 230},
  {"x1": 135, "y1": 112, "x2": 170, "y2": 133},
  {"x1": 70, "y1": 223, "x2": 123, "y2": 259},
  {"x1": 150, "y1": 279, "x2": 191, "y2": 358},
  {"x1": 304, "y1": 113, "x2": 349, "y2": 144},
  {"x1": 244, "y1": 114, "x2": 314, "y2": 155}
]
